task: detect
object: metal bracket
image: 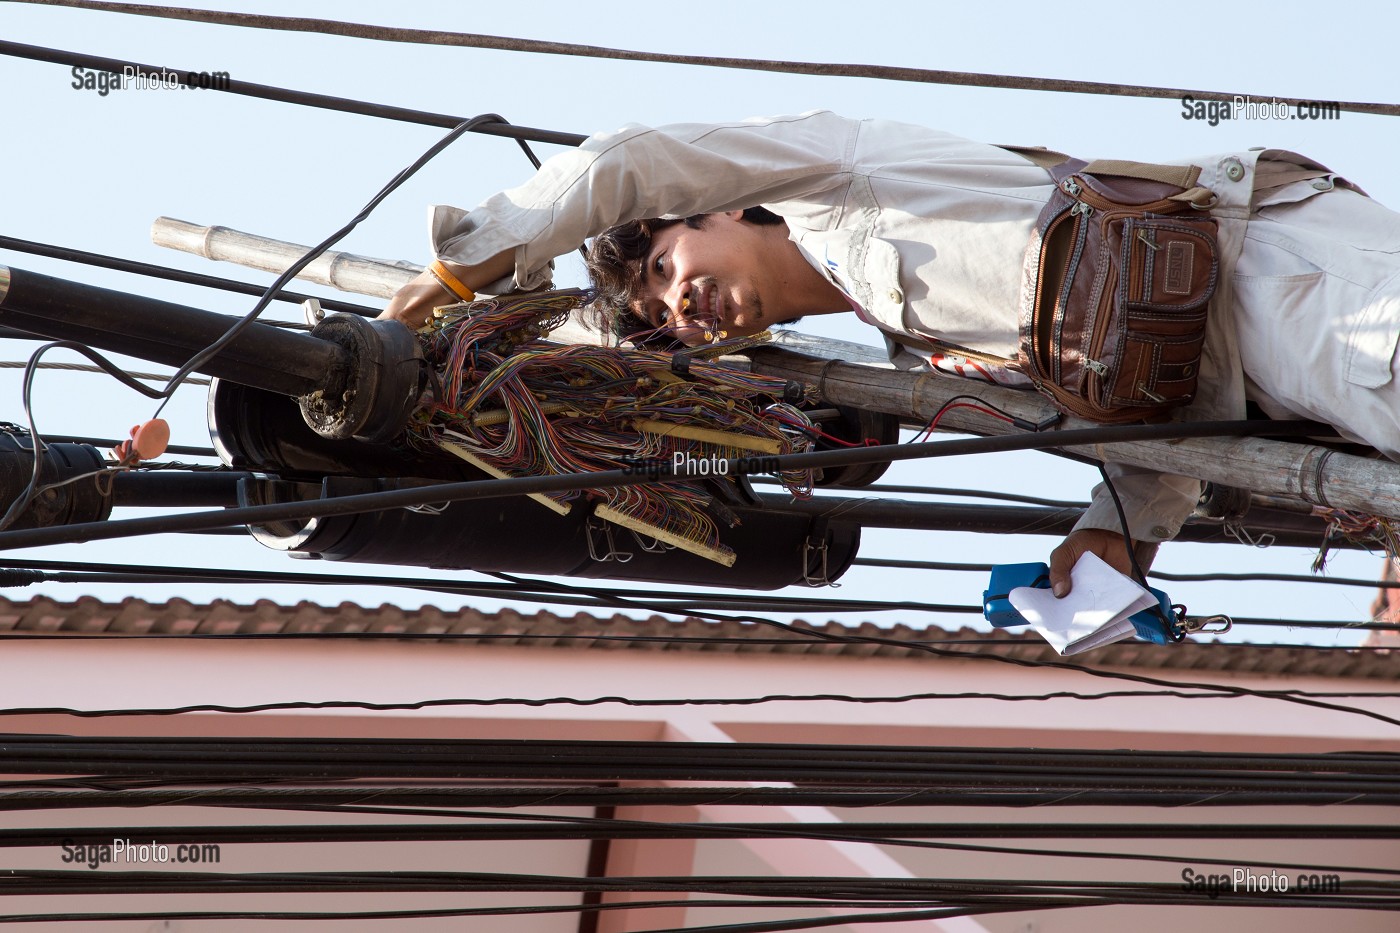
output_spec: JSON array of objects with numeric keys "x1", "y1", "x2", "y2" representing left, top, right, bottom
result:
[
  {"x1": 585, "y1": 515, "x2": 633, "y2": 564},
  {"x1": 1224, "y1": 522, "x2": 1276, "y2": 549}
]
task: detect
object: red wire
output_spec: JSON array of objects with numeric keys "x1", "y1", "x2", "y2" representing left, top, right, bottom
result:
[
  {"x1": 771, "y1": 411, "x2": 863, "y2": 447},
  {"x1": 915, "y1": 402, "x2": 1014, "y2": 442}
]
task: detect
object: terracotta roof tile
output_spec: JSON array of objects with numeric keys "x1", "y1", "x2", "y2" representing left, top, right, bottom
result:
[{"x1": 1, "y1": 594, "x2": 1396, "y2": 680}]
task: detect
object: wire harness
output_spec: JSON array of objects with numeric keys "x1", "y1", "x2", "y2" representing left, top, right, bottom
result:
[{"x1": 409, "y1": 290, "x2": 820, "y2": 565}]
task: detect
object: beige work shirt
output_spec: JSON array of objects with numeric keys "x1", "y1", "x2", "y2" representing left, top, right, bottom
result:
[{"x1": 430, "y1": 111, "x2": 1387, "y2": 545}]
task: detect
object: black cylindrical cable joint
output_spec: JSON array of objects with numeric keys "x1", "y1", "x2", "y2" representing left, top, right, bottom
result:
[{"x1": 0, "y1": 265, "x2": 347, "y2": 398}]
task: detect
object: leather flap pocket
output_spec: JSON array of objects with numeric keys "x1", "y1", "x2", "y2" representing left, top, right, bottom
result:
[{"x1": 1120, "y1": 218, "x2": 1218, "y2": 314}]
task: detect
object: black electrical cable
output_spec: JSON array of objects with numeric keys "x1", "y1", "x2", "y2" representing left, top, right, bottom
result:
[
  {"x1": 0, "y1": 628, "x2": 1372, "y2": 651},
  {"x1": 0, "y1": 555, "x2": 974, "y2": 616},
  {"x1": 0, "y1": 559, "x2": 981, "y2": 616},
  {"x1": 855, "y1": 557, "x2": 1400, "y2": 592},
  {"x1": 0, "y1": 546, "x2": 1390, "y2": 636},
  {"x1": 151, "y1": 112, "x2": 509, "y2": 410},
  {"x1": 175, "y1": 807, "x2": 1400, "y2": 840},
  {"x1": 3, "y1": 869, "x2": 1396, "y2": 907},
  {"x1": 1095, "y1": 463, "x2": 1155, "y2": 588},
  {"x1": 0, "y1": 234, "x2": 380, "y2": 316},
  {"x1": 0, "y1": 901, "x2": 960, "y2": 926},
  {"x1": 0, "y1": 341, "x2": 163, "y2": 533},
  {"x1": 5, "y1": 432, "x2": 216, "y2": 457},
  {"x1": 4, "y1": 782, "x2": 1397, "y2": 809},
  {"x1": 764, "y1": 479, "x2": 1088, "y2": 509},
  {"x1": 9, "y1": 736, "x2": 1400, "y2": 789},
  {"x1": 11, "y1": 818, "x2": 1398, "y2": 882},
  {"x1": 0, "y1": 39, "x2": 589, "y2": 145},
  {"x1": 474, "y1": 568, "x2": 1400, "y2": 728},
  {"x1": 18, "y1": 3, "x2": 1400, "y2": 118},
  {"x1": 12, "y1": 559, "x2": 1395, "y2": 629},
  {"x1": 0, "y1": 905, "x2": 1045, "y2": 933},
  {"x1": 0, "y1": 419, "x2": 1332, "y2": 550},
  {"x1": 12, "y1": 428, "x2": 1393, "y2": 728},
  {"x1": 10, "y1": 682, "x2": 1397, "y2": 719}
]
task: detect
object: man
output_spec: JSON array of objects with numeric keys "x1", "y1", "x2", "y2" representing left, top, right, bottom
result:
[{"x1": 382, "y1": 111, "x2": 1400, "y2": 596}]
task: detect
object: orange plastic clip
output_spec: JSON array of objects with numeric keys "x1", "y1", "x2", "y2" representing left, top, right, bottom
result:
[{"x1": 112, "y1": 419, "x2": 170, "y2": 466}]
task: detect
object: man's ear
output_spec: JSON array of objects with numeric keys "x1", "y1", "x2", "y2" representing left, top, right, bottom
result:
[{"x1": 720, "y1": 210, "x2": 745, "y2": 222}]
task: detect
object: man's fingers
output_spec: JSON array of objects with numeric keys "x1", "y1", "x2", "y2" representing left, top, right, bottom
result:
[
  {"x1": 1047, "y1": 539, "x2": 1078, "y2": 598},
  {"x1": 379, "y1": 275, "x2": 448, "y2": 328}
]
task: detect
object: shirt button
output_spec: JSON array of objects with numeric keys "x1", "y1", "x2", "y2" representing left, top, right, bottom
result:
[
  {"x1": 887, "y1": 288, "x2": 904, "y2": 304},
  {"x1": 1223, "y1": 158, "x2": 1245, "y2": 182},
  {"x1": 1152, "y1": 525, "x2": 1172, "y2": 539},
  {"x1": 1312, "y1": 178, "x2": 1334, "y2": 190}
]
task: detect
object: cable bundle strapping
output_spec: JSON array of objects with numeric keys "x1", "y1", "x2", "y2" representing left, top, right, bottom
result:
[{"x1": 408, "y1": 289, "x2": 819, "y2": 565}]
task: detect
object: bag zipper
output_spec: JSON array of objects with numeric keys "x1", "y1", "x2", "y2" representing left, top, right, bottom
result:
[
  {"x1": 1084, "y1": 206, "x2": 1180, "y2": 409},
  {"x1": 1069, "y1": 174, "x2": 1183, "y2": 215},
  {"x1": 1052, "y1": 201, "x2": 1093, "y2": 385},
  {"x1": 1033, "y1": 193, "x2": 1088, "y2": 385}
]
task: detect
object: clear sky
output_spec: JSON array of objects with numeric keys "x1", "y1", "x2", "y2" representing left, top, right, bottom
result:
[{"x1": 2, "y1": 0, "x2": 1397, "y2": 647}]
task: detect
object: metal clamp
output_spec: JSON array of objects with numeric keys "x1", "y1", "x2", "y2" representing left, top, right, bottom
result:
[
  {"x1": 585, "y1": 515, "x2": 633, "y2": 564},
  {"x1": 301, "y1": 297, "x2": 325, "y2": 327},
  {"x1": 1224, "y1": 522, "x2": 1276, "y2": 549},
  {"x1": 629, "y1": 529, "x2": 671, "y2": 554},
  {"x1": 801, "y1": 535, "x2": 831, "y2": 587},
  {"x1": 1180, "y1": 614, "x2": 1233, "y2": 635}
]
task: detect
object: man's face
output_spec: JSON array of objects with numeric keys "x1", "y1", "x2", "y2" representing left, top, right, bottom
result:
[{"x1": 632, "y1": 212, "x2": 783, "y2": 346}]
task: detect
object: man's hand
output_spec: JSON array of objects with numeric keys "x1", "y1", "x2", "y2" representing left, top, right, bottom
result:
[
  {"x1": 380, "y1": 270, "x2": 454, "y2": 330},
  {"x1": 378, "y1": 252, "x2": 517, "y2": 330},
  {"x1": 1048, "y1": 528, "x2": 1153, "y2": 597}
]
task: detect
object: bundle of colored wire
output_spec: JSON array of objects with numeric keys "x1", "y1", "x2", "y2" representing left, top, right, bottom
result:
[
  {"x1": 409, "y1": 290, "x2": 819, "y2": 565},
  {"x1": 1311, "y1": 506, "x2": 1400, "y2": 572}
]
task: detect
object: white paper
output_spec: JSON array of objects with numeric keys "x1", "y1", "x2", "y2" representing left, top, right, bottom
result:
[{"x1": 1008, "y1": 552, "x2": 1156, "y2": 655}]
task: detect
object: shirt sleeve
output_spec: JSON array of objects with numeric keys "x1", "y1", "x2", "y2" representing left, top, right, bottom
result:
[
  {"x1": 1072, "y1": 462, "x2": 1202, "y2": 543},
  {"x1": 428, "y1": 111, "x2": 862, "y2": 290}
]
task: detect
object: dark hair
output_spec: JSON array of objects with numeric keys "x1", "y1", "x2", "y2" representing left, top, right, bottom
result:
[{"x1": 584, "y1": 206, "x2": 784, "y2": 340}]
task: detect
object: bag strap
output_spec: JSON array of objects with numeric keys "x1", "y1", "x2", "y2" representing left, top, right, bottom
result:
[
  {"x1": 1081, "y1": 159, "x2": 1214, "y2": 208},
  {"x1": 1080, "y1": 158, "x2": 1201, "y2": 190},
  {"x1": 1000, "y1": 145, "x2": 1216, "y2": 209}
]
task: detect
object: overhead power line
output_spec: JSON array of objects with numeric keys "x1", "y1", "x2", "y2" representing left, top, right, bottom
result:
[
  {"x1": 855, "y1": 557, "x2": 1400, "y2": 591},
  {"x1": 15, "y1": 1, "x2": 1400, "y2": 117},
  {"x1": 0, "y1": 39, "x2": 589, "y2": 145},
  {"x1": 0, "y1": 234, "x2": 379, "y2": 316},
  {"x1": 0, "y1": 361, "x2": 211, "y2": 385},
  {"x1": 0, "y1": 419, "x2": 1329, "y2": 551},
  {"x1": 2, "y1": 783, "x2": 1395, "y2": 810}
]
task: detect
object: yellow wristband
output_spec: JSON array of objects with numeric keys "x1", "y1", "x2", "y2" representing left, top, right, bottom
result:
[{"x1": 429, "y1": 259, "x2": 476, "y2": 302}]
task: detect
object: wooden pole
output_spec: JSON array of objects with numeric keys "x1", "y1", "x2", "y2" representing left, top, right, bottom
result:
[{"x1": 152, "y1": 217, "x2": 1400, "y2": 522}]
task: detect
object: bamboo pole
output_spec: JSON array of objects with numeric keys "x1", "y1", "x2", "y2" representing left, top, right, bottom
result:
[
  {"x1": 152, "y1": 217, "x2": 1400, "y2": 522},
  {"x1": 150, "y1": 217, "x2": 607, "y2": 346},
  {"x1": 152, "y1": 217, "x2": 417, "y2": 299},
  {"x1": 745, "y1": 350, "x2": 1400, "y2": 521}
]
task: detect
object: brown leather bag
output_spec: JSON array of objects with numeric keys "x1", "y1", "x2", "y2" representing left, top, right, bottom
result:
[{"x1": 1017, "y1": 157, "x2": 1220, "y2": 424}]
